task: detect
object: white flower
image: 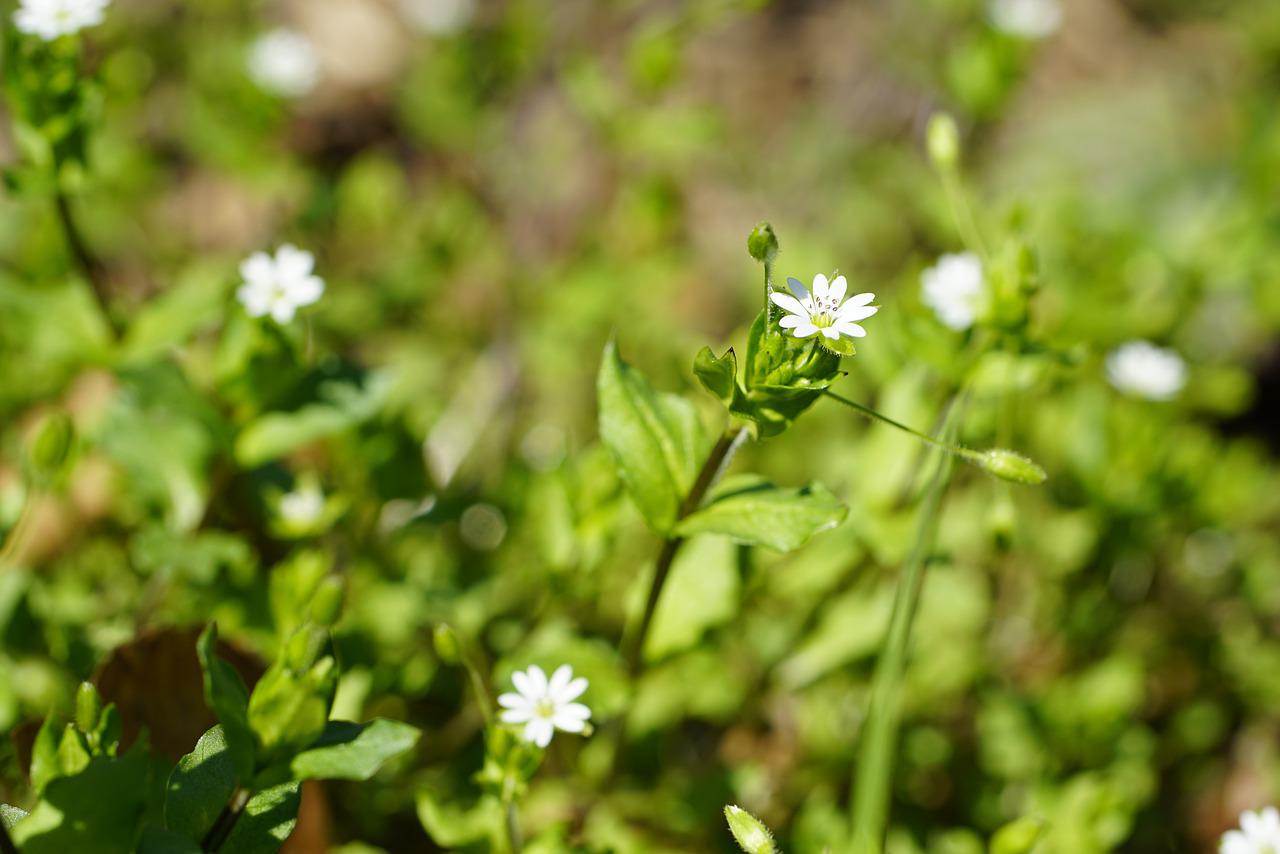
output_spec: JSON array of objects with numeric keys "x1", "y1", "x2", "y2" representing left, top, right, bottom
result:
[
  {"x1": 769, "y1": 274, "x2": 877, "y2": 342},
  {"x1": 989, "y1": 0, "x2": 1062, "y2": 39},
  {"x1": 498, "y1": 664, "x2": 591, "y2": 748},
  {"x1": 400, "y1": 0, "x2": 474, "y2": 35},
  {"x1": 247, "y1": 28, "x2": 321, "y2": 98},
  {"x1": 1221, "y1": 807, "x2": 1280, "y2": 854},
  {"x1": 237, "y1": 244, "x2": 325, "y2": 324},
  {"x1": 1106, "y1": 340, "x2": 1187, "y2": 401},
  {"x1": 13, "y1": 0, "x2": 109, "y2": 41},
  {"x1": 279, "y1": 486, "x2": 325, "y2": 527},
  {"x1": 921, "y1": 252, "x2": 985, "y2": 331}
]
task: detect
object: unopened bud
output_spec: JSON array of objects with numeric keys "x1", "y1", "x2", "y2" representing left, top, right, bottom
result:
[
  {"x1": 724, "y1": 805, "x2": 776, "y2": 854},
  {"x1": 75, "y1": 682, "x2": 101, "y2": 733},
  {"x1": 747, "y1": 222, "x2": 779, "y2": 264},
  {"x1": 927, "y1": 113, "x2": 960, "y2": 170},
  {"x1": 309, "y1": 576, "x2": 344, "y2": 627},
  {"x1": 433, "y1": 624, "x2": 461, "y2": 664},
  {"x1": 991, "y1": 816, "x2": 1047, "y2": 854},
  {"x1": 977, "y1": 449, "x2": 1047, "y2": 485},
  {"x1": 26, "y1": 411, "x2": 74, "y2": 483}
]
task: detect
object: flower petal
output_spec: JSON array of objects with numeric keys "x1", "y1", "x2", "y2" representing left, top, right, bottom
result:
[
  {"x1": 525, "y1": 665, "x2": 548, "y2": 696},
  {"x1": 820, "y1": 326, "x2": 840, "y2": 340},
  {"x1": 810, "y1": 273, "x2": 830, "y2": 302},
  {"x1": 500, "y1": 707, "x2": 533, "y2": 723},
  {"x1": 769, "y1": 292, "x2": 810, "y2": 318},
  {"x1": 837, "y1": 304, "x2": 878, "y2": 322},
  {"x1": 555, "y1": 677, "x2": 588, "y2": 704},
  {"x1": 557, "y1": 702, "x2": 591, "y2": 720},
  {"x1": 547, "y1": 664, "x2": 573, "y2": 697},
  {"x1": 525, "y1": 718, "x2": 553, "y2": 748},
  {"x1": 844, "y1": 292, "x2": 875, "y2": 307},
  {"x1": 785, "y1": 277, "x2": 810, "y2": 303},
  {"x1": 511, "y1": 669, "x2": 534, "y2": 698},
  {"x1": 239, "y1": 252, "x2": 275, "y2": 286},
  {"x1": 835, "y1": 322, "x2": 867, "y2": 338},
  {"x1": 551, "y1": 712, "x2": 586, "y2": 733},
  {"x1": 497, "y1": 692, "x2": 529, "y2": 709},
  {"x1": 287, "y1": 275, "x2": 324, "y2": 307},
  {"x1": 828, "y1": 275, "x2": 848, "y2": 304},
  {"x1": 791, "y1": 323, "x2": 819, "y2": 338},
  {"x1": 270, "y1": 299, "x2": 297, "y2": 324},
  {"x1": 275, "y1": 244, "x2": 315, "y2": 279},
  {"x1": 779, "y1": 314, "x2": 804, "y2": 329}
]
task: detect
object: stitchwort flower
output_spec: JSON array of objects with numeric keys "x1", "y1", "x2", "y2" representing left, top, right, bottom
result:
[
  {"x1": 1220, "y1": 807, "x2": 1280, "y2": 854},
  {"x1": 989, "y1": 0, "x2": 1062, "y2": 39},
  {"x1": 237, "y1": 244, "x2": 325, "y2": 324},
  {"x1": 921, "y1": 252, "x2": 986, "y2": 331},
  {"x1": 1106, "y1": 340, "x2": 1186, "y2": 401},
  {"x1": 248, "y1": 28, "x2": 321, "y2": 98},
  {"x1": 769, "y1": 273, "x2": 877, "y2": 342},
  {"x1": 14, "y1": 0, "x2": 109, "y2": 41},
  {"x1": 498, "y1": 664, "x2": 591, "y2": 748}
]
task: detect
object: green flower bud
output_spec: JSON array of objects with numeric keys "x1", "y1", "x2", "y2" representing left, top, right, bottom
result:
[
  {"x1": 747, "y1": 222, "x2": 779, "y2": 264},
  {"x1": 927, "y1": 113, "x2": 960, "y2": 171},
  {"x1": 724, "y1": 805, "x2": 777, "y2": 854},
  {"x1": 25, "y1": 411, "x2": 75, "y2": 483},
  {"x1": 991, "y1": 816, "x2": 1047, "y2": 854},
  {"x1": 433, "y1": 624, "x2": 461, "y2": 664},
  {"x1": 309, "y1": 576, "x2": 344, "y2": 627},
  {"x1": 977, "y1": 449, "x2": 1047, "y2": 485},
  {"x1": 74, "y1": 682, "x2": 101, "y2": 733}
]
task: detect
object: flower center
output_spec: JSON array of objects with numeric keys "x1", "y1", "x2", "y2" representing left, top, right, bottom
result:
[
  {"x1": 812, "y1": 311, "x2": 837, "y2": 329},
  {"x1": 534, "y1": 699, "x2": 556, "y2": 719}
]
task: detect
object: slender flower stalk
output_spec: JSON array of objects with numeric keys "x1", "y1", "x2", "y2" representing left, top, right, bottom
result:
[{"x1": 55, "y1": 190, "x2": 118, "y2": 337}]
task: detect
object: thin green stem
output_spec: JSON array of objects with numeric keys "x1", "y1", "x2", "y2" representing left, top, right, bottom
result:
[
  {"x1": 823, "y1": 391, "x2": 981, "y2": 465},
  {"x1": 54, "y1": 190, "x2": 118, "y2": 338},
  {"x1": 457, "y1": 646, "x2": 495, "y2": 729},
  {"x1": 849, "y1": 416, "x2": 959, "y2": 853},
  {"x1": 940, "y1": 168, "x2": 990, "y2": 267},
  {"x1": 764, "y1": 254, "x2": 776, "y2": 328},
  {"x1": 503, "y1": 794, "x2": 522, "y2": 854},
  {"x1": 0, "y1": 490, "x2": 37, "y2": 571}
]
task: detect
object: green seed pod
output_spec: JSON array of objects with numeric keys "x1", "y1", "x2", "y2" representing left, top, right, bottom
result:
[
  {"x1": 309, "y1": 576, "x2": 344, "y2": 627},
  {"x1": 433, "y1": 624, "x2": 461, "y2": 664},
  {"x1": 978, "y1": 449, "x2": 1047, "y2": 485},
  {"x1": 747, "y1": 222, "x2": 779, "y2": 264},
  {"x1": 927, "y1": 112, "x2": 960, "y2": 170},
  {"x1": 25, "y1": 411, "x2": 75, "y2": 483},
  {"x1": 724, "y1": 805, "x2": 777, "y2": 854},
  {"x1": 991, "y1": 816, "x2": 1047, "y2": 854}
]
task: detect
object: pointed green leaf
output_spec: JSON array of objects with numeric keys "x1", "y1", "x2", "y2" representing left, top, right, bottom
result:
[
  {"x1": 674, "y1": 474, "x2": 847, "y2": 551},
  {"x1": 11, "y1": 752, "x2": 150, "y2": 854},
  {"x1": 290, "y1": 719, "x2": 420, "y2": 781},
  {"x1": 164, "y1": 726, "x2": 237, "y2": 843},
  {"x1": 218, "y1": 783, "x2": 301, "y2": 854},
  {"x1": 196, "y1": 624, "x2": 256, "y2": 781}
]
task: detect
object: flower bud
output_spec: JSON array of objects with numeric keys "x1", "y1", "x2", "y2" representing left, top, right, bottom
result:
[
  {"x1": 308, "y1": 576, "x2": 344, "y2": 627},
  {"x1": 747, "y1": 222, "x2": 779, "y2": 264},
  {"x1": 25, "y1": 411, "x2": 74, "y2": 483},
  {"x1": 977, "y1": 449, "x2": 1047, "y2": 485},
  {"x1": 991, "y1": 816, "x2": 1046, "y2": 854},
  {"x1": 927, "y1": 113, "x2": 960, "y2": 171},
  {"x1": 724, "y1": 805, "x2": 777, "y2": 854},
  {"x1": 74, "y1": 681, "x2": 101, "y2": 733},
  {"x1": 433, "y1": 624, "x2": 461, "y2": 664}
]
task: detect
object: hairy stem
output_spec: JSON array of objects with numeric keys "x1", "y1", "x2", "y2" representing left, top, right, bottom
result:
[
  {"x1": 823, "y1": 391, "x2": 981, "y2": 464},
  {"x1": 623, "y1": 426, "x2": 748, "y2": 675},
  {"x1": 849, "y1": 421, "x2": 958, "y2": 853},
  {"x1": 202, "y1": 787, "x2": 251, "y2": 852},
  {"x1": 54, "y1": 190, "x2": 118, "y2": 337}
]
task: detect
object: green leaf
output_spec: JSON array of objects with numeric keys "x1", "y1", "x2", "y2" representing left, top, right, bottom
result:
[
  {"x1": 674, "y1": 474, "x2": 848, "y2": 551},
  {"x1": 597, "y1": 340, "x2": 706, "y2": 534},
  {"x1": 247, "y1": 654, "x2": 337, "y2": 770},
  {"x1": 234, "y1": 376, "x2": 388, "y2": 467},
  {"x1": 693, "y1": 346, "x2": 738, "y2": 405},
  {"x1": 991, "y1": 816, "x2": 1048, "y2": 854},
  {"x1": 137, "y1": 824, "x2": 202, "y2": 854},
  {"x1": 289, "y1": 719, "x2": 420, "y2": 781},
  {"x1": 28, "y1": 715, "x2": 61, "y2": 795},
  {"x1": 645, "y1": 536, "x2": 739, "y2": 661},
  {"x1": 218, "y1": 783, "x2": 301, "y2": 854},
  {"x1": 164, "y1": 726, "x2": 237, "y2": 843},
  {"x1": 416, "y1": 790, "x2": 503, "y2": 848},
  {"x1": 11, "y1": 752, "x2": 150, "y2": 854},
  {"x1": 196, "y1": 624, "x2": 256, "y2": 782},
  {"x1": 1, "y1": 804, "x2": 28, "y2": 830}
]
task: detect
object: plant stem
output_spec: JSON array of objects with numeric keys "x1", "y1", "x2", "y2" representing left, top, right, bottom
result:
[
  {"x1": 823, "y1": 391, "x2": 981, "y2": 465},
  {"x1": 622, "y1": 426, "x2": 747, "y2": 675},
  {"x1": 202, "y1": 787, "x2": 251, "y2": 851},
  {"x1": 503, "y1": 795, "x2": 522, "y2": 854},
  {"x1": 0, "y1": 490, "x2": 37, "y2": 571},
  {"x1": 54, "y1": 190, "x2": 118, "y2": 338},
  {"x1": 849, "y1": 421, "x2": 958, "y2": 853},
  {"x1": 940, "y1": 168, "x2": 990, "y2": 267}
]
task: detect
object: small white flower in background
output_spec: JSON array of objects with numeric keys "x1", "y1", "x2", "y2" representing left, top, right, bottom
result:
[
  {"x1": 989, "y1": 0, "x2": 1062, "y2": 39},
  {"x1": 921, "y1": 252, "x2": 985, "y2": 331},
  {"x1": 1220, "y1": 807, "x2": 1280, "y2": 854},
  {"x1": 1106, "y1": 340, "x2": 1187, "y2": 401},
  {"x1": 769, "y1": 274, "x2": 877, "y2": 342},
  {"x1": 247, "y1": 28, "x2": 321, "y2": 98},
  {"x1": 237, "y1": 244, "x2": 325, "y2": 324},
  {"x1": 279, "y1": 486, "x2": 325, "y2": 527},
  {"x1": 400, "y1": 0, "x2": 474, "y2": 35},
  {"x1": 13, "y1": 0, "x2": 109, "y2": 41},
  {"x1": 498, "y1": 664, "x2": 591, "y2": 748}
]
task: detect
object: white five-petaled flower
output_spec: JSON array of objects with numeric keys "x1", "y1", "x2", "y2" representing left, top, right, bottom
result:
[
  {"x1": 237, "y1": 245, "x2": 325, "y2": 324},
  {"x1": 1221, "y1": 807, "x2": 1280, "y2": 854},
  {"x1": 247, "y1": 28, "x2": 321, "y2": 98},
  {"x1": 1105, "y1": 340, "x2": 1187, "y2": 401},
  {"x1": 498, "y1": 664, "x2": 591, "y2": 748},
  {"x1": 921, "y1": 252, "x2": 986, "y2": 331},
  {"x1": 13, "y1": 0, "x2": 109, "y2": 41},
  {"x1": 989, "y1": 0, "x2": 1062, "y2": 39},
  {"x1": 769, "y1": 274, "x2": 877, "y2": 342}
]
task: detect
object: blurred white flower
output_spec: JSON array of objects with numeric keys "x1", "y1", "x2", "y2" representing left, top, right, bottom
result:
[
  {"x1": 247, "y1": 28, "x2": 321, "y2": 98},
  {"x1": 279, "y1": 486, "x2": 325, "y2": 527},
  {"x1": 14, "y1": 0, "x2": 109, "y2": 41},
  {"x1": 769, "y1": 274, "x2": 877, "y2": 342},
  {"x1": 400, "y1": 0, "x2": 474, "y2": 35},
  {"x1": 921, "y1": 252, "x2": 985, "y2": 331},
  {"x1": 237, "y1": 244, "x2": 325, "y2": 324},
  {"x1": 1221, "y1": 807, "x2": 1280, "y2": 854},
  {"x1": 1106, "y1": 340, "x2": 1187, "y2": 401},
  {"x1": 989, "y1": 0, "x2": 1062, "y2": 39},
  {"x1": 498, "y1": 664, "x2": 591, "y2": 748}
]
